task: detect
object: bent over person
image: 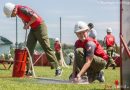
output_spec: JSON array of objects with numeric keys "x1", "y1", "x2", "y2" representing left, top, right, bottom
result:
[
  {"x1": 3, "y1": 2, "x2": 62, "y2": 76},
  {"x1": 70, "y1": 21, "x2": 108, "y2": 83}
]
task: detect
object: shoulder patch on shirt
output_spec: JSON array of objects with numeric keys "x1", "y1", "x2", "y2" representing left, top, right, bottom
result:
[
  {"x1": 84, "y1": 41, "x2": 96, "y2": 57},
  {"x1": 86, "y1": 46, "x2": 92, "y2": 51},
  {"x1": 20, "y1": 7, "x2": 34, "y2": 16}
]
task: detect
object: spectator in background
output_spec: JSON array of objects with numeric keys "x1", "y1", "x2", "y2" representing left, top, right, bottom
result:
[
  {"x1": 89, "y1": 29, "x2": 97, "y2": 40},
  {"x1": 88, "y1": 23, "x2": 97, "y2": 39},
  {"x1": 104, "y1": 27, "x2": 116, "y2": 69},
  {"x1": 54, "y1": 38, "x2": 62, "y2": 66}
]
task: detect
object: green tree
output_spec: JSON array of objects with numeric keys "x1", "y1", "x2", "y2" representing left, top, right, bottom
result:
[{"x1": 35, "y1": 38, "x2": 55, "y2": 53}]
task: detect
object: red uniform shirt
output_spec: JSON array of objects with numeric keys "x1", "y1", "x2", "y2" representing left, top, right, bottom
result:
[
  {"x1": 105, "y1": 34, "x2": 115, "y2": 47},
  {"x1": 92, "y1": 39, "x2": 109, "y2": 61},
  {"x1": 75, "y1": 40, "x2": 85, "y2": 48},
  {"x1": 16, "y1": 5, "x2": 43, "y2": 29},
  {"x1": 75, "y1": 37, "x2": 109, "y2": 61},
  {"x1": 54, "y1": 42, "x2": 61, "y2": 52}
]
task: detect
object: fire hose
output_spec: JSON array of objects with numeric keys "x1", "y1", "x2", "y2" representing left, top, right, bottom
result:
[{"x1": 24, "y1": 29, "x2": 36, "y2": 77}]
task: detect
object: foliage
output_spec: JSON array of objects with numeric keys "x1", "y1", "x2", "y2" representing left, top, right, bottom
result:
[
  {"x1": 35, "y1": 42, "x2": 43, "y2": 53},
  {"x1": 61, "y1": 43, "x2": 74, "y2": 61},
  {"x1": 62, "y1": 43, "x2": 74, "y2": 50},
  {"x1": 9, "y1": 46, "x2": 15, "y2": 58},
  {"x1": 13, "y1": 38, "x2": 55, "y2": 53},
  {"x1": 34, "y1": 38, "x2": 75, "y2": 55},
  {"x1": 49, "y1": 38, "x2": 55, "y2": 50},
  {"x1": 98, "y1": 39, "x2": 104, "y2": 47}
]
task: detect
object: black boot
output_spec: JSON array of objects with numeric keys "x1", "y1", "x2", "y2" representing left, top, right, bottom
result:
[
  {"x1": 112, "y1": 64, "x2": 116, "y2": 70},
  {"x1": 105, "y1": 63, "x2": 109, "y2": 69}
]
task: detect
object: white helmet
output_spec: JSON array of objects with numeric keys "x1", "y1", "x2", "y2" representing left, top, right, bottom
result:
[
  {"x1": 107, "y1": 27, "x2": 112, "y2": 33},
  {"x1": 89, "y1": 29, "x2": 97, "y2": 38},
  {"x1": 74, "y1": 21, "x2": 89, "y2": 33},
  {"x1": 3, "y1": 2, "x2": 15, "y2": 18},
  {"x1": 55, "y1": 38, "x2": 59, "y2": 41}
]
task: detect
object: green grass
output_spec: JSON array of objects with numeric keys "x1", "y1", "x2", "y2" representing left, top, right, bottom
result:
[{"x1": 0, "y1": 65, "x2": 120, "y2": 90}]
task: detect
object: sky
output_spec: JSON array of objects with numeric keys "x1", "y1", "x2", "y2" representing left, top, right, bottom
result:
[{"x1": 0, "y1": 0, "x2": 120, "y2": 45}]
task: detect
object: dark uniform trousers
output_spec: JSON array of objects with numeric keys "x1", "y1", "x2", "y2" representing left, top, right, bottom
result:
[
  {"x1": 26, "y1": 21, "x2": 59, "y2": 71},
  {"x1": 74, "y1": 48, "x2": 106, "y2": 76},
  {"x1": 106, "y1": 47, "x2": 116, "y2": 67}
]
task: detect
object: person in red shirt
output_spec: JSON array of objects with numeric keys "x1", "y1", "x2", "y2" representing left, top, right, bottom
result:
[
  {"x1": 104, "y1": 27, "x2": 116, "y2": 69},
  {"x1": 70, "y1": 21, "x2": 108, "y2": 83},
  {"x1": 3, "y1": 2, "x2": 62, "y2": 76},
  {"x1": 54, "y1": 38, "x2": 62, "y2": 66}
]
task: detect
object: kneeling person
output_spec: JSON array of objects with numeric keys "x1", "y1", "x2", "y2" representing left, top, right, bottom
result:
[{"x1": 70, "y1": 21, "x2": 108, "y2": 83}]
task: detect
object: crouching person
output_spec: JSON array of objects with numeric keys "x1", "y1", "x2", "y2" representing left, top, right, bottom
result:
[{"x1": 70, "y1": 21, "x2": 108, "y2": 83}]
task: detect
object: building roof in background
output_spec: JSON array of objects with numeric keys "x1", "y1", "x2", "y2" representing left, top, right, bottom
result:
[{"x1": 0, "y1": 36, "x2": 13, "y2": 45}]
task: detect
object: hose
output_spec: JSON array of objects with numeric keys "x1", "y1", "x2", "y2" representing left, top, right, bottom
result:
[
  {"x1": 25, "y1": 46, "x2": 36, "y2": 78},
  {"x1": 24, "y1": 29, "x2": 36, "y2": 78}
]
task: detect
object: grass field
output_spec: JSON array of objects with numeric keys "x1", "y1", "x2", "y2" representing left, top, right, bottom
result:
[{"x1": 0, "y1": 64, "x2": 120, "y2": 90}]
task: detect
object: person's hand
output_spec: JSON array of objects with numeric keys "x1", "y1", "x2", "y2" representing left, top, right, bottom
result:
[
  {"x1": 73, "y1": 74, "x2": 81, "y2": 83},
  {"x1": 23, "y1": 24, "x2": 29, "y2": 30}
]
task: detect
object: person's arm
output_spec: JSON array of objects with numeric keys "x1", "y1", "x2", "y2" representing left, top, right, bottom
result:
[
  {"x1": 19, "y1": 7, "x2": 38, "y2": 29},
  {"x1": 24, "y1": 14, "x2": 38, "y2": 29},
  {"x1": 21, "y1": 19, "x2": 26, "y2": 27},
  {"x1": 76, "y1": 56, "x2": 93, "y2": 81}
]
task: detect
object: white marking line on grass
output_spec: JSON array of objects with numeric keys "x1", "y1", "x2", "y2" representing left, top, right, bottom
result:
[
  {"x1": 36, "y1": 77, "x2": 71, "y2": 84},
  {"x1": 35, "y1": 77, "x2": 89, "y2": 84}
]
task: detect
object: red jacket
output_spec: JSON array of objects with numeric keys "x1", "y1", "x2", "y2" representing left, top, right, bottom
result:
[
  {"x1": 54, "y1": 42, "x2": 61, "y2": 52},
  {"x1": 16, "y1": 5, "x2": 43, "y2": 29},
  {"x1": 105, "y1": 34, "x2": 115, "y2": 47},
  {"x1": 75, "y1": 37, "x2": 109, "y2": 61},
  {"x1": 75, "y1": 40, "x2": 85, "y2": 48}
]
